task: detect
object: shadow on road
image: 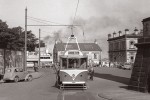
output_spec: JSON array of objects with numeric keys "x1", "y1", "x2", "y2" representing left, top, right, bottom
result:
[
  {"x1": 119, "y1": 86, "x2": 128, "y2": 89},
  {"x1": 94, "y1": 72, "x2": 130, "y2": 85}
]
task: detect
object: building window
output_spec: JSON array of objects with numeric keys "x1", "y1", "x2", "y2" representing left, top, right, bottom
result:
[
  {"x1": 94, "y1": 53, "x2": 97, "y2": 59},
  {"x1": 130, "y1": 41, "x2": 135, "y2": 49},
  {"x1": 120, "y1": 41, "x2": 125, "y2": 50},
  {"x1": 114, "y1": 57, "x2": 116, "y2": 62},
  {"x1": 131, "y1": 56, "x2": 134, "y2": 62}
]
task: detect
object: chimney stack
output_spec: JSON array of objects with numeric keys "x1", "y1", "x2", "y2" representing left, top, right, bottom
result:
[
  {"x1": 113, "y1": 32, "x2": 116, "y2": 38},
  {"x1": 94, "y1": 39, "x2": 98, "y2": 44},
  {"x1": 108, "y1": 34, "x2": 112, "y2": 39},
  {"x1": 118, "y1": 31, "x2": 122, "y2": 36},
  {"x1": 134, "y1": 27, "x2": 138, "y2": 35},
  {"x1": 125, "y1": 29, "x2": 129, "y2": 34}
]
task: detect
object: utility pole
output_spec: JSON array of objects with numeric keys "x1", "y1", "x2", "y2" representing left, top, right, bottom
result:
[
  {"x1": 24, "y1": 7, "x2": 27, "y2": 71},
  {"x1": 38, "y1": 29, "x2": 41, "y2": 68}
]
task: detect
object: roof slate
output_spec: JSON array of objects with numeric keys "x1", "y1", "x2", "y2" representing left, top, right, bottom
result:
[{"x1": 55, "y1": 43, "x2": 102, "y2": 51}]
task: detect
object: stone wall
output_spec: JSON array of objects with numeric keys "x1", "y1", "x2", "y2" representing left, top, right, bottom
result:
[
  {"x1": 128, "y1": 17, "x2": 150, "y2": 92},
  {"x1": 0, "y1": 49, "x2": 24, "y2": 74}
]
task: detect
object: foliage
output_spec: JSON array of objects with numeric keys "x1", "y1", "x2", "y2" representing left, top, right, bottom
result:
[
  {"x1": 36, "y1": 40, "x2": 45, "y2": 48},
  {"x1": 0, "y1": 19, "x2": 38, "y2": 51}
]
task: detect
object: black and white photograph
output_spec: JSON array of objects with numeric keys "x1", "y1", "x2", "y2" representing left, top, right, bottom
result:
[{"x1": 0, "y1": 0, "x2": 150, "y2": 100}]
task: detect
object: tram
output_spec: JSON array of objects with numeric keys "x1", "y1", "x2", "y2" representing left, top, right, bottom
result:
[{"x1": 55, "y1": 35, "x2": 88, "y2": 89}]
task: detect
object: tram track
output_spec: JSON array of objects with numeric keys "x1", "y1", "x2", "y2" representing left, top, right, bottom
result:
[{"x1": 57, "y1": 89, "x2": 99, "y2": 100}]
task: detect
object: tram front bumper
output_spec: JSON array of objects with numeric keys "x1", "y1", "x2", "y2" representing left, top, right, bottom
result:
[
  {"x1": 60, "y1": 81, "x2": 87, "y2": 89},
  {"x1": 62, "y1": 81, "x2": 85, "y2": 84}
]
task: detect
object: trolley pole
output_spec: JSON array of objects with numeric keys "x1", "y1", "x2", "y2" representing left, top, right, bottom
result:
[
  {"x1": 38, "y1": 29, "x2": 41, "y2": 67},
  {"x1": 24, "y1": 7, "x2": 27, "y2": 71}
]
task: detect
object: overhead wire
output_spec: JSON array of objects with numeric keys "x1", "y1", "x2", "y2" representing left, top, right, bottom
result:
[
  {"x1": 27, "y1": 17, "x2": 50, "y2": 25},
  {"x1": 72, "y1": 0, "x2": 80, "y2": 25},
  {"x1": 68, "y1": 0, "x2": 80, "y2": 35},
  {"x1": 27, "y1": 16, "x2": 63, "y2": 25}
]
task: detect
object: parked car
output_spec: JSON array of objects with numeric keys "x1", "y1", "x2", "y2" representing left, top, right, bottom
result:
[
  {"x1": 102, "y1": 62, "x2": 114, "y2": 67},
  {"x1": 122, "y1": 63, "x2": 133, "y2": 70},
  {"x1": 3, "y1": 67, "x2": 33, "y2": 82},
  {"x1": 116, "y1": 63, "x2": 123, "y2": 69}
]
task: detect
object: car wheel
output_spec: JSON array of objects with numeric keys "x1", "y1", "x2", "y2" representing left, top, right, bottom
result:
[
  {"x1": 3, "y1": 80, "x2": 7, "y2": 83},
  {"x1": 14, "y1": 76, "x2": 19, "y2": 82},
  {"x1": 27, "y1": 75, "x2": 33, "y2": 81}
]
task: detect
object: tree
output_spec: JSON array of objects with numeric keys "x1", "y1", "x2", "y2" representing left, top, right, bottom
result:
[
  {"x1": 7, "y1": 26, "x2": 24, "y2": 50},
  {"x1": 20, "y1": 30, "x2": 38, "y2": 51},
  {"x1": 0, "y1": 19, "x2": 38, "y2": 51},
  {"x1": 27, "y1": 31, "x2": 38, "y2": 51},
  {"x1": 0, "y1": 20, "x2": 10, "y2": 48},
  {"x1": 0, "y1": 20, "x2": 8, "y2": 32},
  {"x1": 36, "y1": 40, "x2": 45, "y2": 48}
]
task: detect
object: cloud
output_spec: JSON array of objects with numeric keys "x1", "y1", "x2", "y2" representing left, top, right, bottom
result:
[
  {"x1": 71, "y1": 16, "x2": 123, "y2": 58},
  {"x1": 2, "y1": 0, "x2": 150, "y2": 58},
  {"x1": 69, "y1": 0, "x2": 150, "y2": 58}
]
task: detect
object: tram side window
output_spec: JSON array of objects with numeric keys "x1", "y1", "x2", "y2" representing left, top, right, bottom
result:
[
  {"x1": 62, "y1": 59, "x2": 67, "y2": 69},
  {"x1": 80, "y1": 58, "x2": 87, "y2": 69}
]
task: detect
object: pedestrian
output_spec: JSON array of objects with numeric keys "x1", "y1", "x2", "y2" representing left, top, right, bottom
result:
[
  {"x1": 34, "y1": 62, "x2": 38, "y2": 72},
  {"x1": 54, "y1": 63, "x2": 60, "y2": 74},
  {"x1": 88, "y1": 59, "x2": 94, "y2": 80},
  {"x1": 54, "y1": 63, "x2": 60, "y2": 87}
]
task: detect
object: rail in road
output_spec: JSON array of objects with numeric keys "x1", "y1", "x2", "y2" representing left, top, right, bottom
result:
[
  {"x1": 0, "y1": 67, "x2": 130, "y2": 100},
  {"x1": 57, "y1": 90, "x2": 101, "y2": 100}
]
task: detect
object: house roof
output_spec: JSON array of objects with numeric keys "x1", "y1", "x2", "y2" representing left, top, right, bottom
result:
[
  {"x1": 107, "y1": 34, "x2": 142, "y2": 41},
  {"x1": 54, "y1": 43, "x2": 102, "y2": 51}
]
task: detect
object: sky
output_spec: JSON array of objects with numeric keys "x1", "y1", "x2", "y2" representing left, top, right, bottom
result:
[{"x1": 1, "y1": 0, "x2": 150, "y2": 58}]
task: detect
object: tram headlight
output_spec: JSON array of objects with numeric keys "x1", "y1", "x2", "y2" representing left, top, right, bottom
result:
[{"x1": 72, "y1": 74, "x2": 75, "y2": 80}]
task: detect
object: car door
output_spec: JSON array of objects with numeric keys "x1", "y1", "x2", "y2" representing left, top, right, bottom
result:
[
  {"x1": 14, "y1": 68, "x2": 21, "y2": 79},
  {"x1": 18, "y1": 68, "x2": 25, "y2": 80}
]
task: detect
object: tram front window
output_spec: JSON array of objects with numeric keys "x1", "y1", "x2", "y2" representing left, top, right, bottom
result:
[
  {"x1": 61, "y1": 58, "x2": 87, "y2": 69},
  {"x1": 68, "y1": 59, "x2": 79, "y2": 68}
]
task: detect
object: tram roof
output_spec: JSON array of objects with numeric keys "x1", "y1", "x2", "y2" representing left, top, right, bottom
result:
[{"x1": 54, "y1": 43, "x2": 102, "y2": 51}]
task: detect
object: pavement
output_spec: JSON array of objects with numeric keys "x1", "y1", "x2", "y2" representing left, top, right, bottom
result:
[
  {"x1": 98, "y1": 88, "x2": 150, "y2": 100},
  {"x1": 94, "y1": 67, "x2": 150, "y2": 100}
]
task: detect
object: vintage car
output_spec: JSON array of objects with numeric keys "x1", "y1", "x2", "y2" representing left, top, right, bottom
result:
[
  {"x1": 3, "y1": 67, "x2": 33, "y2": 82},
  {"x1": 121, "y1": 63, "x2": 133, "y2": 70}
]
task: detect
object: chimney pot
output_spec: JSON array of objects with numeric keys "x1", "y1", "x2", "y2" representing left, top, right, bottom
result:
[
  {"x1": 108, "y1": 34, "x2": 112, "y2": 39},
  {"x1": 125, "y1": 29, "x2": 129, "y2": 34},
  {"x1": 113, "y1": 32, "x2": 116, "y2": 37},
  {"x1": 118, "y1": 31, "x2": 122, "y2": 36},
  {"x1": 134, "y1": 27, "x2": 138, "y2": 35}
]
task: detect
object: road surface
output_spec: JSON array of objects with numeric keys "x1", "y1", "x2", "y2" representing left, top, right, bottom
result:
[
  {"x1": 0, "y1": 68, "x2": 99, "y2": 100},
  {"x1": 0, "y1": 67, "x2": 131, "y2": 100}
]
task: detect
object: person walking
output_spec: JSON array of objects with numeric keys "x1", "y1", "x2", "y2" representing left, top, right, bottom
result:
[
  {"x1": 88, "y1": 59, "x2": 94, "y2": 80},
  {"x1": 54, "y1": 63, "x2": 61, "y2": 87},
  {"x1": 33, "y1": 62, "x2": 38, "y2": 72}
]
